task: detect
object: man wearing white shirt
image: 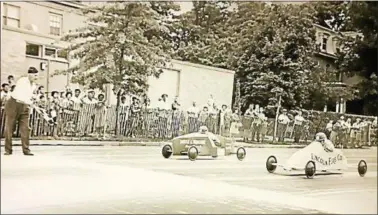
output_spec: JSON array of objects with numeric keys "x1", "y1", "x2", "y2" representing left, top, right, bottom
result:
[
  {"x1": 325, "y1": 120, "x2": 334, "y2": 138},
  {"x1": 187, "y1": 102, "x2": 200, "y2": 133},
  {"x1": 4, "y1": 67, "x2": 39, "y2": 156},
  {"x1": 293, "y1": 110, "x2": 305, "y2": 143},
  {"x1": 70, "y1": 89, "x2": 82, "y2": 103},
  {"x1": 157, "y1": 94, "x2": 170, "y2": 138},
  {"x1": 207, "y1": 94, "x2": 215, "y2": 108},
  {"x1": 277, "y1": 109, "x2": 290, "y2": 142},
  {"x1": 82, "y1": 90, "x2": 98, "y2": 104}
]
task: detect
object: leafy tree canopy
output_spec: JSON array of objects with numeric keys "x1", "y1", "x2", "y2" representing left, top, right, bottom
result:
[{"x1": 59, "y1": 2, "x2": 180, "y2": 94}]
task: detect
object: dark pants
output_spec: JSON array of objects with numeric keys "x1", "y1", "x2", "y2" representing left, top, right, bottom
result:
[
  {"x1": 158, "y1": 117, "x2": 168, "y2": 138},
  {"x1": 251, "y1": 124, "x2": 262, "y2": 142},
  {"x1": 277, "y1": 123, "x2": 287, "y2": 142},
  {"x1": 4, "y1": 98, "x2": 31, "y2": 154},
  {"x1": 188, "y1": 117, "x2": 198, "y2": 133},
  {"x1": 293, "y1": 125, "x2": 303, "y2": 143}
]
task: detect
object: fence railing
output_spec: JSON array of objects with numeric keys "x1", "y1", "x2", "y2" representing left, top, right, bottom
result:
[{"x1": 0, "y1": 103, "x2": 377, "y2": 145}]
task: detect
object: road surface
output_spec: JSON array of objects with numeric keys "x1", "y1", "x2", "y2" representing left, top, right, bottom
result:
[{"x1": 1, "y1": 144, "x2": 377, "y2": 214}]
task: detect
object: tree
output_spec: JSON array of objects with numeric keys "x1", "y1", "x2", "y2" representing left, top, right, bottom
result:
[
  {"x1": 312, "y1": 1, "x2": 350, "y2": 31},
  {"x1": 332, "y1": 1, "x2": 378, "y2": 115},
  {"x1": 172, "y1": 1, "x2": 233, "y2": 69},
  {"x1": 173, "y1": 2, "x2": 353, "y2": 110},
  {"x1": 58, "y1": 2, "x2": 179, "y2": 94},
  {"x1": 229, "y1": 3, "x2": 339, "y2": 110}
]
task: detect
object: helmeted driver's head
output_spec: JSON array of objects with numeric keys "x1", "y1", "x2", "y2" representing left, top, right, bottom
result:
[
  {"x1": 199, "y1": 126, "x2": 209, "y2": 134},
  {"x1": 315, "y1": 132, "x2": 327, "y2": 142}
]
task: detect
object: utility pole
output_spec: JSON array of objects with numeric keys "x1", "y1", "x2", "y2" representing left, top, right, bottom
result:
[{"x1": 46, "y1": 58, "x2": 51, "y2": 97}]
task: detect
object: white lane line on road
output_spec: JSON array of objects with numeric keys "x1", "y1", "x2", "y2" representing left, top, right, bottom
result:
[{"x1": 305, "y1": 188, "x2": 377, "y2": 197}]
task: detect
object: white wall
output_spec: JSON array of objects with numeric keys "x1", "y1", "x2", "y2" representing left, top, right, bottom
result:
[{"x1": 147, "y1": 60, "x2": 235, "y2": 110}]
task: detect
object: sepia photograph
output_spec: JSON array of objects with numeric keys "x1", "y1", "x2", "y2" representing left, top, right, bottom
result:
[{"x1": 0, "y1": 0, "x2": 377, "y2": 214}]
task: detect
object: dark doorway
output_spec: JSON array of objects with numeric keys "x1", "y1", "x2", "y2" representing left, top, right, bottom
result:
[{"x1": 346, "y1": 99, "x2": 364, "y2": 115}]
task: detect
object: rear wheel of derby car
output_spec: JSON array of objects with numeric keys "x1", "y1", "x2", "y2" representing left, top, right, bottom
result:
[
  {"x1": 305, "y1": 161, "x2": 316, "y2": 179},
  {"x1": 162, "y1": 144, "x2": 173, "y2": 159},
  {"x1": 358, "y1": 160, "x2": 367, "y2": 177},
  {"x1": 188, "y1": 146, "x2": 199, "y2": 161},
  {"x1": 236, "y1": 147, "x2": 246, "y2": 161},
  {"x1": 266, "y1": 155, "x2": 277, "y2": 173}
]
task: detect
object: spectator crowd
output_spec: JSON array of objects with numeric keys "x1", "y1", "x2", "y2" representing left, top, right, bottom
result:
[{"x1": 1, "y1": 75, "x2": 377, "y2": 147}]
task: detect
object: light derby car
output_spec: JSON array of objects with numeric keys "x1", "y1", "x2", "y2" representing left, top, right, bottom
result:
[
  {"x1": 265, "y1": 133, "x2": 368, "y2": 179},
  {"x1": 161, "y1": 126, "x2": 246, "y2": 161}
]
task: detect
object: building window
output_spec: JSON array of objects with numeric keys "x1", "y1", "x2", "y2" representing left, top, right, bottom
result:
[
  {"x1": 43, "y1": 47, "x2": 67, "y2": 60},
  {"x1": 321, "y1": 34, "x2": 329, "y2": 51},
  {"x1": 3, "y1": 4, "x2": 20, "y2": 28},
  {"x1": 49, "y1": 12, "x2": 62, "y2": 36},
  {"x1": 57, "y1": 49, "x2": 68, "y2": 59},
  {"x1": 45, "y1": 47, "x2": 57, "y2": 57},
  {"x1": 26, "y1": 44, "x2": 41, "y2": 57}
]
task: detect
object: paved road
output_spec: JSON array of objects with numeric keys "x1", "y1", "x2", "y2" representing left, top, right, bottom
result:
[{"x1": 1, "y1": 145, "x2": 376, "y2": 214}]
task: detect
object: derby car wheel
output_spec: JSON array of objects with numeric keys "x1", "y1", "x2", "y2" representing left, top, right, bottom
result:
[
  {"x1": 305, "y1": 161, "x2": 316, "y2": 179},
  {"x1": 236, "y1": 147, "x2": 246, "y2": 161},
  {"x1": 358, "y1": 160, "x2": 367, "y2": 177},
  {"x1": 266, "y1": 155, "x2": 277, "y2": 173},
  {"x1": 188, "y1": 146, "x2": 199, "y2": 161},
  {"x1": 162, "y1": 144, "x2": 173, "y2": 159}
]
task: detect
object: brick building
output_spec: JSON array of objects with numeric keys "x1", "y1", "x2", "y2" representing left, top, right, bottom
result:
[{"x1": 1, "y1": 1, "x2": 86, "y2": 92}]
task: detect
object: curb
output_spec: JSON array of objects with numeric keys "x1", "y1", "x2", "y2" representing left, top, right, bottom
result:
[
  {"x1": 0, "y1": 142, "x2": 304, "y2": 148},
  {"x1": 0, "y1": 142, "x2": 163, "y2": 147}
]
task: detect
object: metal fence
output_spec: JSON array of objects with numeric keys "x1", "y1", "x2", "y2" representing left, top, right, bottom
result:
[{"x1": 0, "y1": 103, "x2": 377, "y2": 144}]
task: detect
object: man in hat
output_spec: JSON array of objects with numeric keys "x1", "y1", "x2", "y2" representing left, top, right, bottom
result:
[
  {"x1": 3, "y1": 67, "x2": 39, "y2": 156},
  {"x1": 82, "y1": 89, "x2": 97, "y2": 104},
  {"x1": 277, "y1": 109, "x2": 290, "y2": 142},
  {"x1": 293, "y1": 110, "x2": 305, "y2": 143},
  {"x1": 157, "y1": 93, "x2": 170, "y2": 138},
  {"x1": 1, "y1": 83, "x2": 10, "y2": 105}
]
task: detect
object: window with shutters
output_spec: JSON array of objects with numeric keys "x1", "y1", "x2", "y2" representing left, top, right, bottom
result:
[{"x1": 321, "y1": 33, "x2": 329, "y2": 52}]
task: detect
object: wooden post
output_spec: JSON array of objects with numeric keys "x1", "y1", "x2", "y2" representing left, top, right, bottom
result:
[{"x1": 273, "y1": 95, "x2": 282, "y2": 142}]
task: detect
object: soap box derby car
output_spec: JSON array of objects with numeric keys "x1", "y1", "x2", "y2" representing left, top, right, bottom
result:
[
  {"x1": 161, "y1": 128, "x2": 246, "y2": 161},
  {"x1": 265, "y1": 133, "x2": 368, "y2": 179}
]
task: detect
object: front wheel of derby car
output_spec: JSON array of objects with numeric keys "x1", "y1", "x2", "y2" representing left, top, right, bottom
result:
[
  {"x1": 236, "y1": 147, "x2": 246, "y2": 161},
  {"x1": 305, "y1": 161, "x2": 316, "y2": 179},
  {"x1": 266, "y1": 155, "x2": 277, "y2": 173},
  {"x1": 188, "y1": 146, "x2": 199, "y2": 161},
  {"x1": 358, "y1": 160, "x2": 367, "y2": 177},
  {"x1": 162, "y1": 144, "x2": 173, "y2": 159}
]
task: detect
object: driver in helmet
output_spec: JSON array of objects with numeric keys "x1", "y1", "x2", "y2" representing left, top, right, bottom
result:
[
  {"x1": 199, "y1": 126, "x2": 221, "y2": 146},
  {"x1": 315, "y1": 132, "x2": 335, "y2": 153}
]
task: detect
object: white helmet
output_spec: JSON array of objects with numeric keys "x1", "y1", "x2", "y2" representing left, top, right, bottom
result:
[
  {"x1": 199, "y1": 126, "x2": 209, "y2": 134},
  {"x1": 315, "y1": 132, "x2": 327, "y2": 142}
]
